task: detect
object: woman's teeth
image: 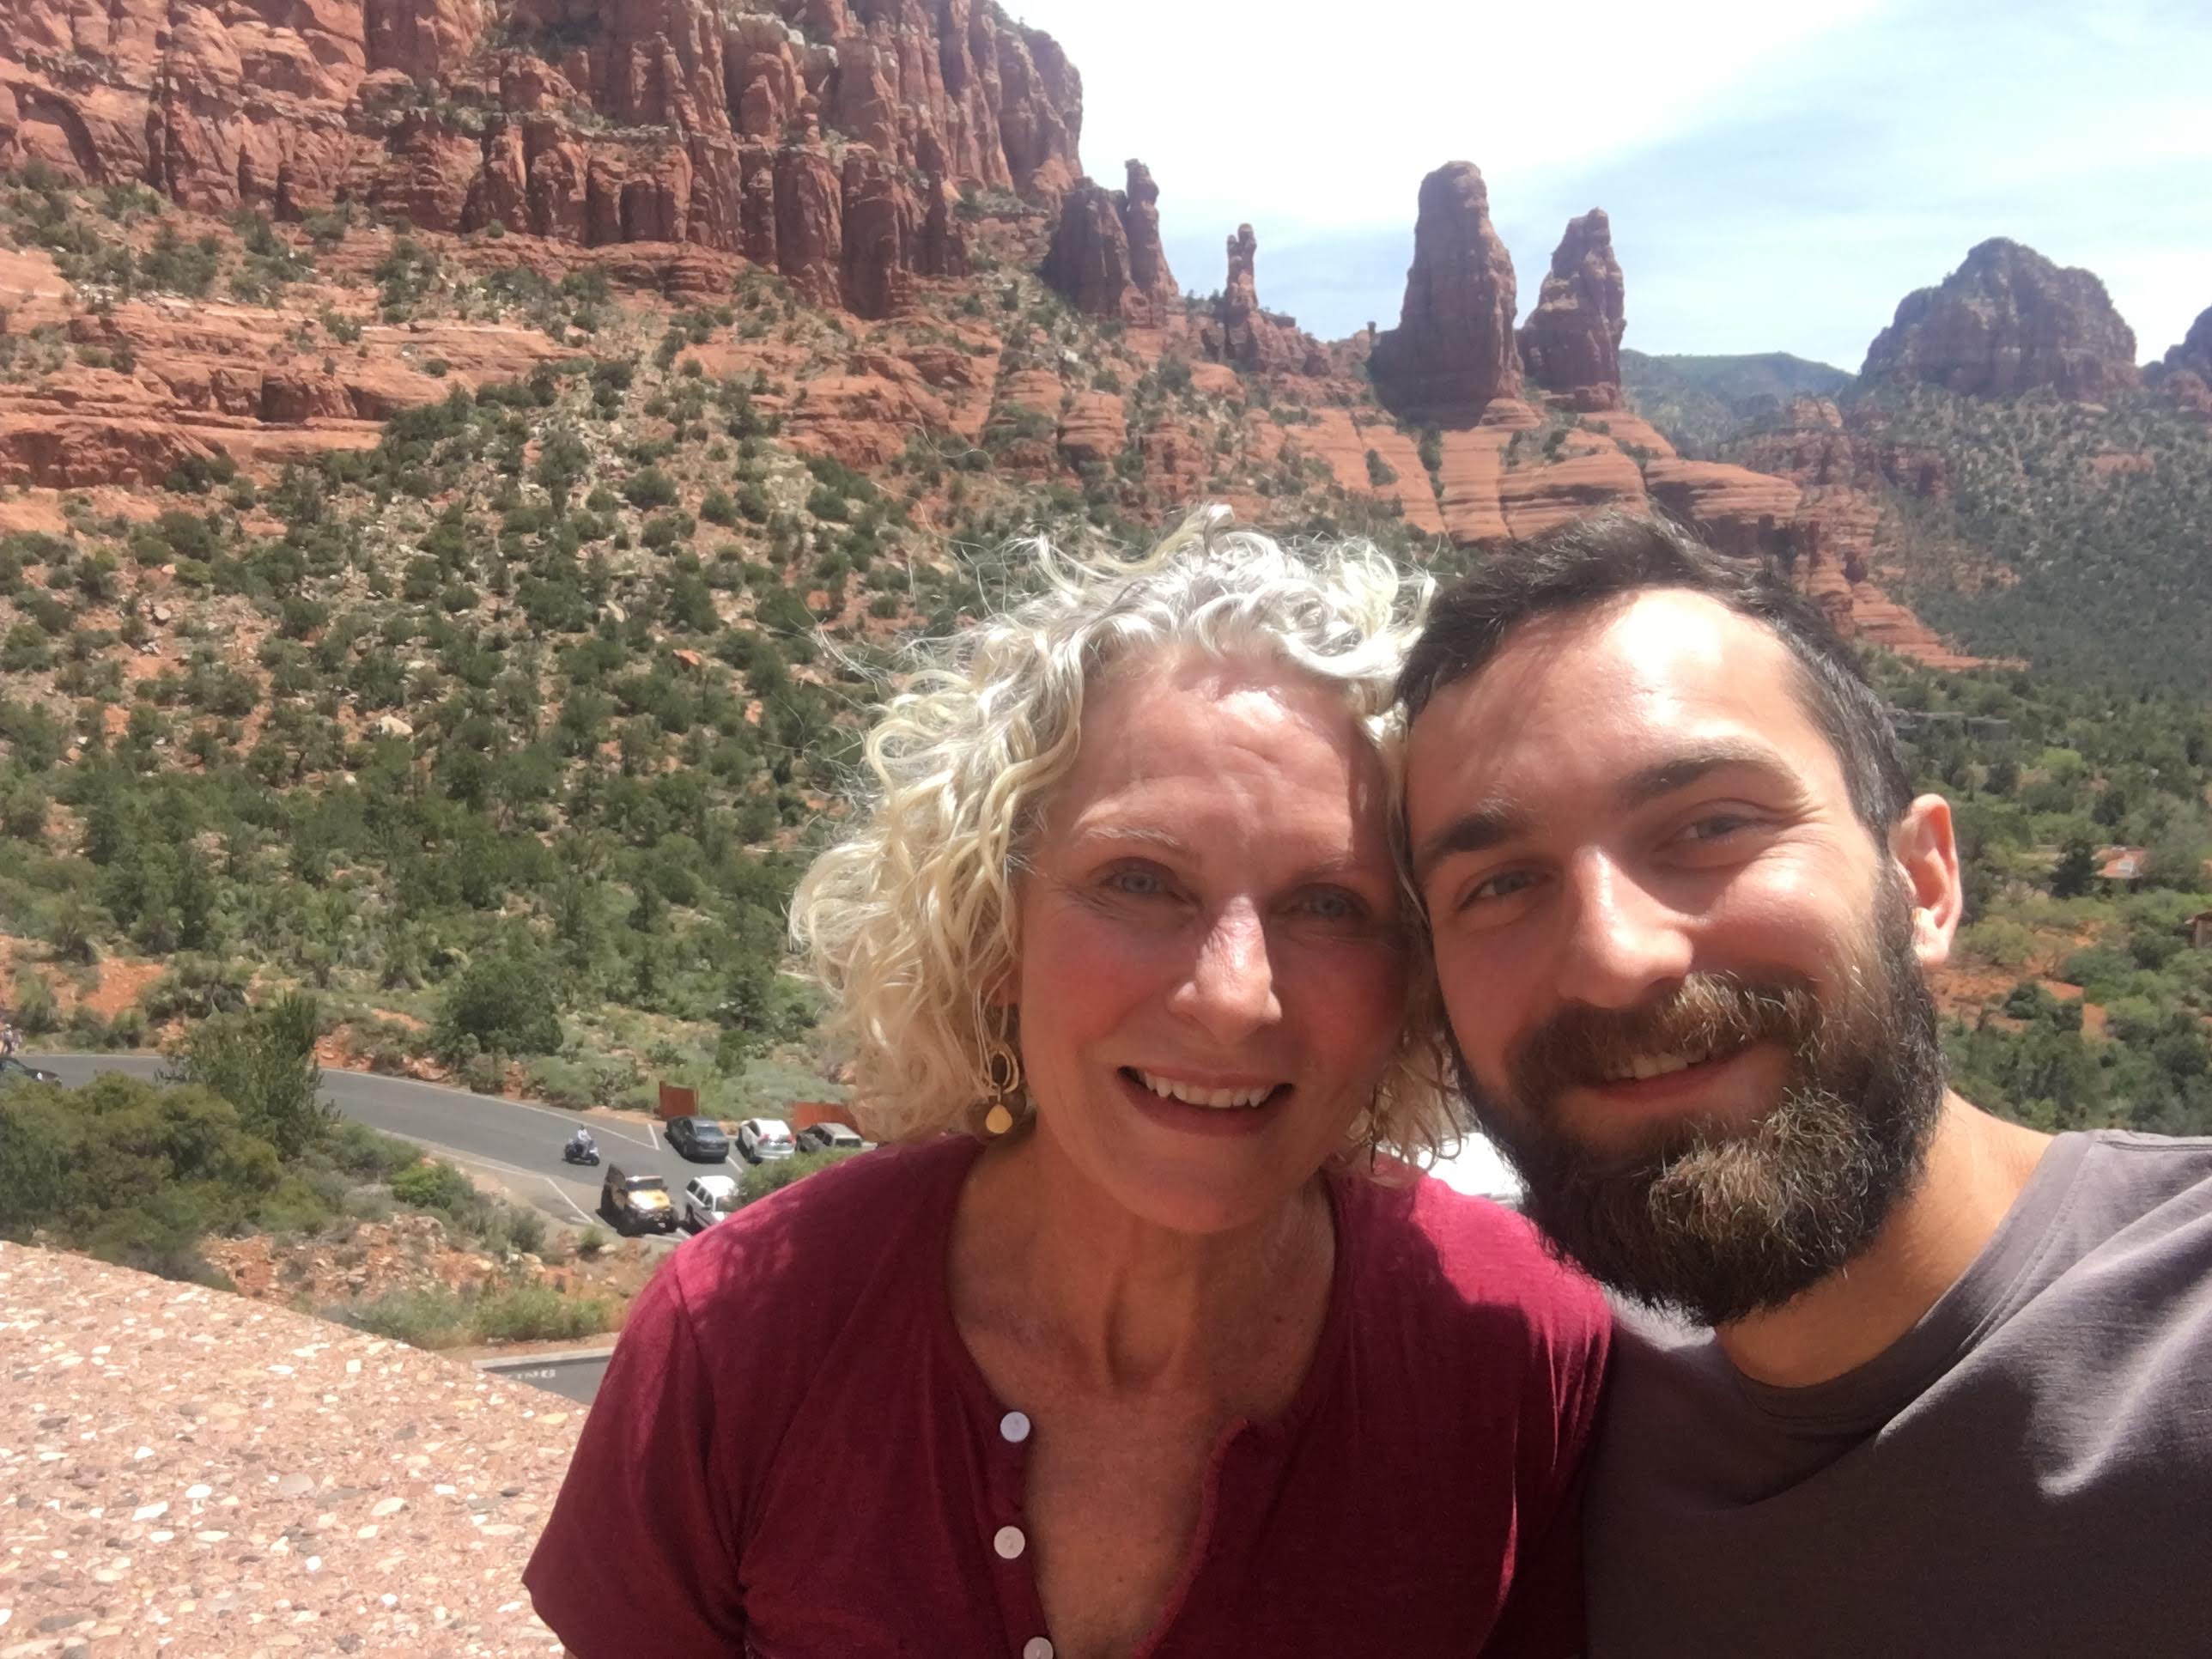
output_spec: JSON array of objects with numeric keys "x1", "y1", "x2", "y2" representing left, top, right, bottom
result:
[
  {"x1": 1601, "y1": 1047, "x2": 1711, "y2": 1084},
  {"x1": 1132, "y1": 1070, "x2": 1277, "y2": 1109}
]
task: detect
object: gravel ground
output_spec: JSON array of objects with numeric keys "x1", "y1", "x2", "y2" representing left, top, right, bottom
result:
[{"x1": 0, "y1": 1242, "x2": 582, "y2": 1656}]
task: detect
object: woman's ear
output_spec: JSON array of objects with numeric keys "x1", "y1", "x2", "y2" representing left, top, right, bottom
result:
[{"x1": 1889, "y1": 794, "x2": 1963, "y2": 968}]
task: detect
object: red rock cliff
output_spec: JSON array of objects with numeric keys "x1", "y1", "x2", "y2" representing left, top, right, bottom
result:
[
  {"x1": 1520, "y1": 208, "x2": 1625, "y2": 412},
  {"x1": 1369, "y1": 161, "x2": 1522, "y2": 424},
  {"x1": 1861, "y1": 237, "x2": 2139, "y2": 401},
  {"x1": 0, "y1": 0, "x2": 1076, "y2": 313}
]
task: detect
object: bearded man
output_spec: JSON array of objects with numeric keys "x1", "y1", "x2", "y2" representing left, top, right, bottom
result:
[{"x1": 1400, "y1": 512, "x2": 2212, "y2": 1656}]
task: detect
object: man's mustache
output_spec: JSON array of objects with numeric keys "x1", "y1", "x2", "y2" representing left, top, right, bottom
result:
[{"x1": 1509, "y1": 972, "x2": 1826, "y2": 1109}]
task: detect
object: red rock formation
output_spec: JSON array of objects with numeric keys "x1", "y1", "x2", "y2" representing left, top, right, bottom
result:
[
  {"x1": 838, "y1": 143, "x2": 914, "y2": 319},
  {"x1": 2148, "y1": 306, "x2": 2212, "y2": 417},
  {"x1": 1119, "y1": 161, "x2": 1174, "y2": 315},
  {"x1": 1039, "y1": 159, "x2": 1175, "y2": 325},
  {"x1": 1369, "y1": 161, "x2": 1522, "y2": 424},
  {"x1": 1862, "y1": 238, "x2": 2139, "y2": 400},
  {"x1": 1199, "y1": 224, "x2": 1323, "y2": 374},
  {"x1": 1040, "y1": 177, "x2": 1133, "y2": 317},
  {"x1": 2157, "y1": 305, "x2": 2212, "y2": 379},
  {"x1": 0, "y1": 0, "x2": 1082, "y2": 318},
  {"x1": 1520, "y1": 209, "x2": 1625, "y2": 412}
]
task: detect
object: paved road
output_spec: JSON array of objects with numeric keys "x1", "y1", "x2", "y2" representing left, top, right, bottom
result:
[{"x1": 36, "y1": 1053, "x2": 737, "y2": 1235}]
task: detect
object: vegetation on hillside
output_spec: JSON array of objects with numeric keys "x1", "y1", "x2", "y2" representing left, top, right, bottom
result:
[
  {"x1": 1881, "y1": 654, "x2": 2212, "y2": 1136},
  {"x1": 1620, "y1": 349, "x2": 1851, "y2": 456},
  {"x1": 1869, "y1": 386, "x2": 2212, "y2": 691}
]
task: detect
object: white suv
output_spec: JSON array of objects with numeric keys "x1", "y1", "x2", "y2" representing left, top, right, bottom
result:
[
  {"x1": 736, "y1": 1117, "x2": 795, "y2": 1164},
  {"x1": 683, "y1": 1174, "x2": 741, "y2": 1231}
]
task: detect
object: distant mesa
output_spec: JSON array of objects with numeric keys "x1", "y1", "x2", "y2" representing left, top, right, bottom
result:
[
  {"x1": 1860, "y1": 237, "x2": 2138, "y2": 401},
  {"x1": 1520, "y1": 209, "x2": 1626, "y2": 413},
  {"x1": 1040, "y1": 160, "x2": 1177, "y2": 326},
  {"x1": 1369, "y1": 161, "x2": 1524, "y2": 424}
]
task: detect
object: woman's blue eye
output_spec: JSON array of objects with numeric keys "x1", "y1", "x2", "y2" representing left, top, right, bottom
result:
[
  {"x1": 1107, "y1": 868, "x2": 1166, "y2": 896},
  {"x1": 1297, "y1": 889, "x2": 1364, "y2": 921}
]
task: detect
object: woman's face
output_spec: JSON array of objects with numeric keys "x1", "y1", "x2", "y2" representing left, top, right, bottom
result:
[{"x1": 1009, "y1": 651, "x2": 1411, "y2": 1235}]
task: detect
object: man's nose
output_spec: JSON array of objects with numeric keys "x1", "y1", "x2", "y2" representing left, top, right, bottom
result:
[
  {"x1": 1552, "y1": 851, "x2": 1695, "y2": 1010},
  {"x1": 1171, "y1": 900, "x2": 1283, "y2": 1041}
]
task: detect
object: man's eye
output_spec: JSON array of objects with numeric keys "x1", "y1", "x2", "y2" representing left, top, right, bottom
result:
[
  {"x1": 1679, "y1": 814, "x2": 1755, "y2": 844},
  {"x1": 1459, "y1": 869, "x2": 1536, "y2": 910}
]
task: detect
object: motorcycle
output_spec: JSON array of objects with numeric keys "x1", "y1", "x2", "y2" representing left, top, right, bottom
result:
[{"x1": 561, "y1": 1139, "x2": 601, "y2": 1166}]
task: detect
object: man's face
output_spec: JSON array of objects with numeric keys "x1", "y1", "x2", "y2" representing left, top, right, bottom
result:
[{"x1": 1405, "y1": 589, "x2": 1954, "y2": 1326}]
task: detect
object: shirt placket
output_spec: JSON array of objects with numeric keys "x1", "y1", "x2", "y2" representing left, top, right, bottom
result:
[{"x1": 982, "y1": 1405, "x2": 1057, "y2": 1659}]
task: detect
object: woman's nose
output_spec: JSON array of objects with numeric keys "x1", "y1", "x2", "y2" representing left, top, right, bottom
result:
[{"x1": 1170, "y1": 901, "x2": 1283, "y2": 1040}]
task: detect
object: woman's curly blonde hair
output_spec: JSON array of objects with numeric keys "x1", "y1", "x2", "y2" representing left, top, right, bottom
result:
[{"x1": 789, "y1": 504, "x2": 1462, "y2": 1165}]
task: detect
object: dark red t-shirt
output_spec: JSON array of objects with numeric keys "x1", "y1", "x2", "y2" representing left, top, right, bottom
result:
[{"x1": 526, "y1": 1137, "x2": 1608, "y2": 1657}]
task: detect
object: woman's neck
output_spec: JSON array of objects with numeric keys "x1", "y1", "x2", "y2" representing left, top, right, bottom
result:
[{"x1": 951, "y1": 1125, "x2": 1335, "y2": 1401}]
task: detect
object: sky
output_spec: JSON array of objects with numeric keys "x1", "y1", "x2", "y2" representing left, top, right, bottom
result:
[{"x1": 1000, "y1": 0, "x2": 2212, "y2": 372}]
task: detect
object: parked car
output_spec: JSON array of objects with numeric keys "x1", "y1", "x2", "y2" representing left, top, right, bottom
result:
[
  {"x1": 735, "y1": 1117, "x2": 795, "y2": 1164},
  {"x1": 683, "y1": 1174, "x2": 741, "y2": 1231},
  {"x1": 666, "y1": 1115, "x2": 731, "y2": 1163},
  {"x1": 795, "y1": 1121, "x2": 868, "y2": 1154},
  {"x1": 0, "y1": 1054, "x2": 61, "y2": 1085},
  {"x1": 599, "y1": 1165, "x2": 677, "y2": 1235}
]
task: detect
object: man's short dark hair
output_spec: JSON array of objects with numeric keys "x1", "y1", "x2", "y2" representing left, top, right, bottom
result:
[{"x1": 1398, "y1": 512, "x2": 1912, "y2": 836}]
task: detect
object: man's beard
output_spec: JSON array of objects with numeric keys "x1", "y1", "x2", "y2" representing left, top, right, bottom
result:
[{"x1": 1457, "y1": 890, "x2": 1947, "y2": 1328}]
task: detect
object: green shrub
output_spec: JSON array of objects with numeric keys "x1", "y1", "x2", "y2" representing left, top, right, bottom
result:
[
  {"x1": 737, "y1": 1146, "x2": 859, "y2": 1203},
  {"x1": 389, "y1": 1158, "x2": 477, "y2": 1215},
  {"x1": 433, "y1": 953, "x2": 563, "y2": 1060},
  {"x1": 473, "y1": 1284, "x2": 612, "y2": 1342}
]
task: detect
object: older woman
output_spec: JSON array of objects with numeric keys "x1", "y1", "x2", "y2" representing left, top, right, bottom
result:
[{"x1": 526, "y1": 508, "x2": 1608, "y2": 1657}]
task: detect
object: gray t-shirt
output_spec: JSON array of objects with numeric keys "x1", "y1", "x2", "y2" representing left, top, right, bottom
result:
[{"x1": 1585, "y1": 1130, "x2": 2212, "y2": 1657}]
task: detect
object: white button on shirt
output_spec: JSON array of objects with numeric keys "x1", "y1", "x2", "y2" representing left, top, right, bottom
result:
[
  {"x1": 1023, "y1": 1639, "x2": 1054, "y2": 1659},
  {"x1": 1000, "y1": 1411, "x2": 1031, "y2": 1443},
  {"x1": 994, "y1": 1525, "x2": 1026, "y2": 1560}
]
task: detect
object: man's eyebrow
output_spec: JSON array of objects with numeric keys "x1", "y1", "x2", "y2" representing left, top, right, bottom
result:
[
  {"x1": 1412, "y1": 802, "x2": 1534, "y2": 885},
  {"x1": 1615, "y1": 739, "x2": 1796, "y2": 812},
  {"x1": 1413, "y1": 739, "x2": 1796, "y2": 885}
]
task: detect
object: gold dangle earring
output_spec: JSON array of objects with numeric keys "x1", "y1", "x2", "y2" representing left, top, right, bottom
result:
[{"x1": 981, "y1": 1037, "x2": 1024, "y2": 1136}]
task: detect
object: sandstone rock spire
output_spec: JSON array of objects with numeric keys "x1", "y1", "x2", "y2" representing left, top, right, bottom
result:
[
  {"x1": 1369, "y1": 161, "x2": 1522, "y2": 423},
  {"x1": 1861, "y1": 238, "x2": 2139, "y2": 400},
  {"x1": 1520, "y1": 209, "x2": 1626, "y2": 411}
]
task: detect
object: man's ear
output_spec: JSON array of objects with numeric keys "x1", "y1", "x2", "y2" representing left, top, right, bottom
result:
[{"x1": 1889, "y1": 794, "x2": 1963, "y2": 967}]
